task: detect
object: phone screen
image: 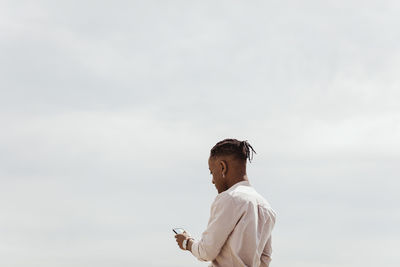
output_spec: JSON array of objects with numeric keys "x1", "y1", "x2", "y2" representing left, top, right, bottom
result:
[{"x1": 173, "y1": 228, "x2": 185, "y2": 234}]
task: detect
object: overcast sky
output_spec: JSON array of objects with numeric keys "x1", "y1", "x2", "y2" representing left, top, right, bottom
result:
[{"x1": 1, "y1": 1, "x2": 399, "y2": 267}]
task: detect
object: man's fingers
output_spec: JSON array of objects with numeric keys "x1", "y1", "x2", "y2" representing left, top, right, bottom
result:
[{"x1": 174, "y1": 233, "x2": 187, "y2": 250}]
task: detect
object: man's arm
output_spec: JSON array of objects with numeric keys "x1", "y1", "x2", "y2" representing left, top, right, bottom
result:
[
  {"x1": 260, "y1": 237, "x2": 272, "y2": 267},
  {"x1": 260, "y1": 209, "x2": 276, "y2": 267},
  {"x1": 187, "y1": 238, "x2": 194, "y2": 252},
  {"x1": 190, "y1": 194, "x2": 245, "y2": 261}
]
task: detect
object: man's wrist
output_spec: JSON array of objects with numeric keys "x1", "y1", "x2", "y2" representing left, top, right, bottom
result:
[{"x1": 186, "y1": 238, "x2": 194, "y2": 251}]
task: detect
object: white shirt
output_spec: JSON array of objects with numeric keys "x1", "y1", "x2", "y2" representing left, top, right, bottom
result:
[{"x1": 191, "y1": 181, "x2": 276, "y2": 267}]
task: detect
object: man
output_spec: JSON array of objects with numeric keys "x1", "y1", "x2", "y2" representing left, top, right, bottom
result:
[{"x1": 175, "y1": 138, "x2": 277, "y2": 267}]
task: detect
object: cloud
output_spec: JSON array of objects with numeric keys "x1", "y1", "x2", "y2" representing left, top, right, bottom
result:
[{"x1": 1, "y1": 1, "x2": 399, "y2": 266}]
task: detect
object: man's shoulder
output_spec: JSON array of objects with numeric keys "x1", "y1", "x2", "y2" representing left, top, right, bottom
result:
[
  {"x1": 230, "y1": 184, "x2": 272, "y2": 209},
  {"x1": 211, "y1": 185, "x2": 276, "y2": 219},
  {"x1": 211, "y1": 188, "x2": 246, "y2": 209},
  {"x1": 213, "y1": 182, "x2": 271, "y2": 208}
]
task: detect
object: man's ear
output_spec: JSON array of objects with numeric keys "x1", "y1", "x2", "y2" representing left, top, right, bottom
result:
[{"x1": 220, "y1": 160, "x2": 227, "y2": 175}]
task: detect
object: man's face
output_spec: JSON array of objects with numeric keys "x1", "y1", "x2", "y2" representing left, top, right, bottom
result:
[{"x1": 208, "y1": 156, "x2": 224, "y2": 193}]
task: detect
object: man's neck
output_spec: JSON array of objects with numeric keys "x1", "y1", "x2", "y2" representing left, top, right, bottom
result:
[{"x1": 226, "y1": 174, "x2": 249, "y2": 189}]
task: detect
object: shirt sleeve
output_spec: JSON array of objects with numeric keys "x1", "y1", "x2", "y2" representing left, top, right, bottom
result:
[
  {"x1": 260, "y1": 237, "x2": 272, "y2": 267},
  {"x1": 260, "y1": 209, "x2": 276, "y2": 267},
  {"x1": 191, "y1": 194, "x2": 245, "y2": 262}
]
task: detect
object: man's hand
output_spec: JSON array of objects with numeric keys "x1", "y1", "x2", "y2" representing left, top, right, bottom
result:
[{"x1": 175, "y1": 231, "x2": 191, "y2": 250}]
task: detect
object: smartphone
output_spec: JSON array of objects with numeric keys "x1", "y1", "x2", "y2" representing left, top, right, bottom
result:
[{"x1": 173, "y1": 228, "x2": 185, "y2": 234}]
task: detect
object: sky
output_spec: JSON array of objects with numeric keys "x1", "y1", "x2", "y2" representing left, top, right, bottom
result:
[{"x1": 1, "y1": 1, "x2": 399, "y2": 266}]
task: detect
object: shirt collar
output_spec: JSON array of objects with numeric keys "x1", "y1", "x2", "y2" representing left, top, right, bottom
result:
[{"x1": 226, "y1": 180, "x2": 250, "y2": 193}]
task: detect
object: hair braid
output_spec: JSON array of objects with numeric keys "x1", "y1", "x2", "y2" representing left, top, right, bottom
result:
[{"x1": 210, "y1": 138, "x2": 257, "y2": 163}]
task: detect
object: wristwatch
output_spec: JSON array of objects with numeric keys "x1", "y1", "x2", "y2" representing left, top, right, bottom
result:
[
  {"x1": 182, "y1": 238, "x2": 194, "y2": 250},
  {"x1": 182, "y1": 239, "x2": 188, "y2": 250}
]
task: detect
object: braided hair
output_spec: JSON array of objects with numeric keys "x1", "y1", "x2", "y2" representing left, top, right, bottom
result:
[{"x1": 210, "y1": 138, "x2": 257, "y2": 163}]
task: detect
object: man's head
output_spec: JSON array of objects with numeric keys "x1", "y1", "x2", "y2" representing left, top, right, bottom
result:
[{"x1": 208, "y1": 139, "x2": 256, "y2": 193}]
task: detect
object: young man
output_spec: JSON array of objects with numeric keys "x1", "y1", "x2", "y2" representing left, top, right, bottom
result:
[{"x1": 175, "y1": 139, "x2": 277, "y2": 267}]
